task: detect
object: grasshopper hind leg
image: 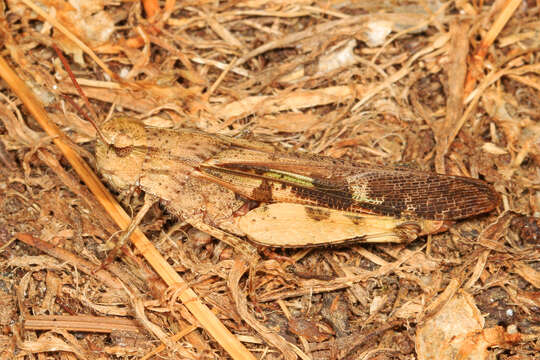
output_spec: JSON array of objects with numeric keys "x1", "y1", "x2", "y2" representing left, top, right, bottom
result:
[
  {"x1": 393, "y1": 222, "x2": 422, "y2": 243},
  {"x1": 238, "y1": 203, "x2": 447, "y2": 247}
]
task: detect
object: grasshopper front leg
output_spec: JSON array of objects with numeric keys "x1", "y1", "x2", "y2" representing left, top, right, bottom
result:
[{"x1": 100, "y1": 193, "x2": 158, "y2": 269}]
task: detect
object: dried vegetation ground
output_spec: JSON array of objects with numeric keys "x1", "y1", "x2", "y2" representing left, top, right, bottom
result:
[{"x1": 0, "y1": 0, "x2": 539, "y2": 359}]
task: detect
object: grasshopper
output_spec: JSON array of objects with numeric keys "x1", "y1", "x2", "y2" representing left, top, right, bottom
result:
[{"x1": 95, "y1": 117, "x2": 499, "y2": 251}]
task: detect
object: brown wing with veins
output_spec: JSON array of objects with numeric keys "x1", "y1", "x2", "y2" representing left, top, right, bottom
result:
[{"x1": 197, "y1": 148, "x2": 500, "y2": 221}]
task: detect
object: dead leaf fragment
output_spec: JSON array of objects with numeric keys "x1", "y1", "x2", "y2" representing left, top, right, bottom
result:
[
  {"x1": 288, "y1": 318, "x2": 329, "y2": 342},
  {"x1": 416, "y1": 291, "x2": 521, "y2": 360},
  {"x1": 256, "y1": 112, "x2": 321, "y2": 133}
]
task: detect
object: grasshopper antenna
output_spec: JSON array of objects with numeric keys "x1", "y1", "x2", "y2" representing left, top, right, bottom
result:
[{"x1": 52, "y1": 44, "x2": 110, "y2": 145}]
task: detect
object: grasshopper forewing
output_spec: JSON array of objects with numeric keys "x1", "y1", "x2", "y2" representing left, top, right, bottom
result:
[{"x1": 96, "y1": 118, "x2": 499, "y2": 248}]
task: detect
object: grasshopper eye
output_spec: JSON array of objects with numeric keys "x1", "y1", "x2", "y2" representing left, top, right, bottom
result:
[
  {"x1": 111, "y1": 133, "x2": 134, "y2": 157},
  {"x1": 113, "y1": 145, "x2": 133, "y2": 157}
]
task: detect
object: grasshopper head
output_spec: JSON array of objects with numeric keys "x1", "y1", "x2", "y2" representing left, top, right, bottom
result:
[{"x1": 96, "y1": 117, "x2": 147, "y2": 191}]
